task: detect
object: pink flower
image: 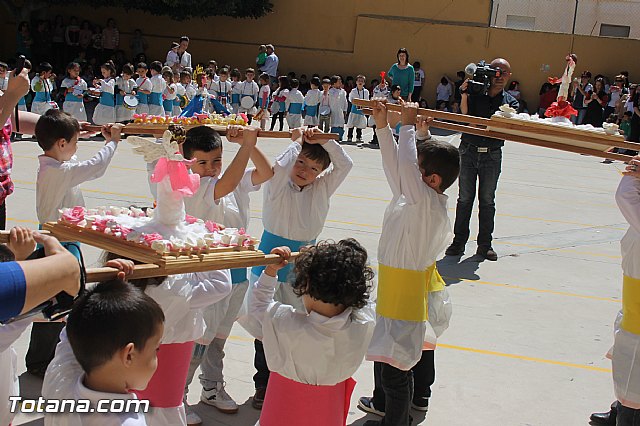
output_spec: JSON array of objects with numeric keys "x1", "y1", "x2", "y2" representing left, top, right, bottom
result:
[
  {"x1": 238, "y1": 228, "x2": 246, "y2": 235},
  {"x1": 205, "y1": 221, "x2": 221, "y2": 232},
  {"x1": 119, "y1": 226, "x2": 133, "y2": 238},
  {"x1": 142, "y1": 233, "x2": 164, "y2": 246},
  {"x1": 185, "y1": 214, "x2": 198, "y2": 225},
  {"x1": 91, "y1": 218, "x2": 109, "y2": 232},
  {"x1": 61, "y1": 206, "x2": 86, "y2": 225}
]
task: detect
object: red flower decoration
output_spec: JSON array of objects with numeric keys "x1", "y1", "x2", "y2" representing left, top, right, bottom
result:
[
  {"x1": 544, "y1": 100, "x2": 578, "y2": 119},
  {"x1": 142, "y1": 233, "x2": 164, "y2": 245},
  {"x1": 185, "y1": 214, "x2": 198, "y2": 225},
  {"x1": 61, "y1": 206, "x2": 86, "y2": 225},
  {"x1": 205, "y1": 221, "x2": 220, "y2": 233}
]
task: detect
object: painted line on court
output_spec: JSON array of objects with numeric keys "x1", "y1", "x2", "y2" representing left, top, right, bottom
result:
[{"x1": 225, "y1": 334, "x2": 610, "y2": 373}]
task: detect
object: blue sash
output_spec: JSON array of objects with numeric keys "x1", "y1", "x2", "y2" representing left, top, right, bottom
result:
[
  {"x1": 163, "y1": 99, "x2": 173, "y2": 114},
  {"x1": 278, "y1": 101, "x2": 286, "y2": 112},
  {"x1": 288, "y1": 103, "x2": 303, "y2": 114},
  {"x1": 137, "y1": 92, "x2": 148, "y2": 104},
  {"x1": 173, "y1": 98, "x2": 181, "y2": 107},
  {"x1": 350, "y1": 103, "x2": 364, "y2": 115},
  {"x1": 18, "y1": 97, "x2": 26, "y2": 106},
  {"x1": 231, "y1": 93, "x2": 241, "y2": 105},
  {"x1": 305, "y1": 104, "x2": 319, "y2": 117},
  {"x1": 65, "y1": 93, "x2": 82, "y2": 103},
  {"x1": 99, "y1": 92, "x2": 115, "y2": 107},
  {"x1": 251, "y1": 230, "x2": 315, "y2": 283},
  {"x1": 149, "y1": 92, "x2": 162, "y2": 106},
  {"x1": 258, "y1": 97, "x2": 268, "y2": 108},
  {"x1": 34, "y1": 92, "x2": 50, "y2": 103},
  {"x1": 231, "y1": 268, "x2": 248, "y2": 284},
  {"x1": 115, "y1": 94, "x2": 124, "y2": 106}
]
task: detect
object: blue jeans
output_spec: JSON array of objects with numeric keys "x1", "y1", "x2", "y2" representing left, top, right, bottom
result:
[{"x1": 452, "y1": 142, "x2": 502, "y2": 249}]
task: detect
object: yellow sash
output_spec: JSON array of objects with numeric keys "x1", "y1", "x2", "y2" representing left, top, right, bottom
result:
[
  {"x1": 377, "y1": 263, "x2": 443, "y2": 322},
  {"x1": 622, "y1": 276, "x2": 640, "y2": 335}
]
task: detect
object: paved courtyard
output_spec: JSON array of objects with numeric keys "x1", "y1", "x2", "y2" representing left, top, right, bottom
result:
[{"x1": 9, "y1": 127, "x2": 625, "y2": 425}]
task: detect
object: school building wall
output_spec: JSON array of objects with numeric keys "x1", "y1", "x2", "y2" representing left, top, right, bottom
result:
[{"x1": 2, "y1": 0, "x2": 639, "y2": 109}]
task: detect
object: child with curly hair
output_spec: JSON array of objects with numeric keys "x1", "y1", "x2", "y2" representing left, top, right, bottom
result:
[{"x1": 247, "y1": 239, "x2": 376, "y2": 426}]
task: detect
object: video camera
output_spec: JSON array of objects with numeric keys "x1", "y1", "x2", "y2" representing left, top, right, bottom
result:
[{"x1": 463, "y1": 60, "x2": 503, "y2": 96}]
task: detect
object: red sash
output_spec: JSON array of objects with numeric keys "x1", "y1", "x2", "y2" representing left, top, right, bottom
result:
[
  {"x1": 260, "y1": 372, "x2": 356, "y2": 426},
  {"x1": 133, "y1": 341, "x2": 194, "y2": 408}
]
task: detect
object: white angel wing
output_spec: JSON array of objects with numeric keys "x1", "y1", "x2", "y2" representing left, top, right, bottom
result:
[{"x1": 128, "y1": 130, "x2": 186, "y2": 162}]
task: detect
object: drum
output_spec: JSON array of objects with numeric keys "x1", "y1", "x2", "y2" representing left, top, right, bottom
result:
[
  {"x1": 87, "y1": 88, "x2": 101, "y2": 99},
  {"x1": 270, "y1": 101, "x2": 280, "y2": 114},
  {"x1": 124, "y1": 94, "x2": 139, "y2": 110},
  {"x1": 178, "y1": 94, "x2": 188, "y2": 108},
  {"x1": 240, "y1": 95, "x2": 255, "y2": 109},
  {"x1": 48, "y1": 101, "x2": 59, "y2": 110}
]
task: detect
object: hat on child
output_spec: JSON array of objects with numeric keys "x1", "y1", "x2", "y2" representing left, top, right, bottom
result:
[{"x1": 322, "y1": 78, "x2": 331, "y2": 84}]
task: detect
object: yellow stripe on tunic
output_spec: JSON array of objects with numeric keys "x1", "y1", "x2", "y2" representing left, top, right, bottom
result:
[
  {"x1": 377, "y1": 263, "x2": 443, "y2": 322},
  {"x1": 622, "y1": 275, "x2": 640, "y2": 335}
]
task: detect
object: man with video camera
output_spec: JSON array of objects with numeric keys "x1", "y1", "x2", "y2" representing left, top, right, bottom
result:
[{"x1": 445, "y1": 58, "x2": 518, "y2": 261}]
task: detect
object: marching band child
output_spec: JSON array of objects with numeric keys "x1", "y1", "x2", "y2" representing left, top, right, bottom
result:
[
  {"x1": 173, "y1": 71, "x2": 185, "y2": 117},
  {"x1": 328, "y1": 75, "x2": 348, "y2": 142},
  {"x1": 61, "y1": 62, "x2": 87, "y2": 122},
  {"x1": 181, "y1": 70, "x2": 197, "y2": 100},
  {"x1": 31, "y1": 62, "x2": 56, "y2": 116},
  {"x1": 258, "y1": 73, "x2": 271, "y2": 130},
  {"x1": 162, "y1": 69, "x2": 176, "y2": 116},
  {"x1": 239, "y1": 126, "x2": 353, "y2": 410},
  {"x1": 35, "y1": 112, "x2": 124, "y2": 224},
  {"x1": 92, "y1": 61, "x2": 117, "y2": 125},
  {"x1": 369, "y1": 80, "x2": 390, "y2": 145},
  {"x1": 43, "y1": 270, "x2": 164, "y2": 426},
  {"x1": 237, "y1": 68, "x2": 259, "y2": 123},
  {"x1": 211, "y1": 68, "x2": 232, "y2": 111},
  {"x1": 148, "y1": 61, "x2": 166, "y2": 116},
  {"x1": 346, "y1": 75, "x2": 370, "y2": 142},
  {"x1": 115, "y1": 63, "x2": 137, "y2": 123},
  {"x1": 230, "y1": 68, "x2": 241, "y2": 114},
  {"x1": 269, "y1": 76, "x2": 289, "y2": 132},
  {"x1": 135, "y1": 62, "x2": 152, "y2": 115},
  {"x1": 319, "y1": 78, "x2": 332, "y2": 133},
  {"x1": 303, "y1": 76, "x2": 322, "y2": 127},
  {"x1": 286, "y1": 78, "x2": 304, "y2": 129},
  {"x1": 363, "y1": 101, "x2": 459, "y2": 426},
  {"x1": 247, "y1": 240, "x2": 376, "y2": 426},
  {"x1": 181, "y1": 125, "x2": 273, "y2": 420}
]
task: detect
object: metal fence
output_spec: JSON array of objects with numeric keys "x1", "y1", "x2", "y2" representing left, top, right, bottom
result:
[{"x1": 490, "y1": 0, "x2": 640, "y2": 39}]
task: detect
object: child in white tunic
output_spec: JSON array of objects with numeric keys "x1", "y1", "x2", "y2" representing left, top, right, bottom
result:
[
  {"x1": 238, "y1": 127, "x2": 353, "y2": 408},
  {"x1": 257, "y1": 73, "x2": 271, "y2": 130},
  {"x1": 248, "y1": 240, "x2": 376, "y2": 426},
  {"x1": 115, "y1": 64, "x2": 137, "y2": 122},
  {"x1": 286, "y1": 79, "x2": 304, "y2": 129},
  {"x1": 230, "y1": 70, "x2": 242, "y2": 114},
  {"x1": 148, "y1": 61, "x2": 166, "y2": 116},
  {"x1": 328, "y1": 75, "x2": 348, "y2": 141},
  {"x1": 135, "y1": 63, "x2": 152, "y2": 115},
  {"x1": 210, "y1": 68, "x2": 232, "y2": 112},
  {"x1": 31, "y1": 62, "x2": 56, "y2": 115},
  {"x1": 181, "y1": 126, "x2": 273, "y2": 418},
  {"x1": 303, "y1": 77, "x2": 322, "y2": 127},
  {"x1": 363, "y1": 101, "x2": 459, "y2": 426},
  {"x1": 173, "y1": 72, "x2": 185, "y2": 116},
  {"x1": 346, "y1": 75, "x2": 370, "y2": 142},
  {"x1": 611, "y1": 163, "x2": 640, "y2": 421},
  {"x1": 35, "y1": 112, "x2": 123, "y2": 224},
  {"x1": 43, "y1": 273, "x2": 164, "y2": 426},
  {"x1": 91, "y1": 62, "x2": 117, "y2": 125},
  {"x1": 162, "y1": 70, "x2": 176, "y2": 116},
  {"x1": 238, "y1": 68, "x2": 260, "y2": 122},
  {"x1": 61, "y1": 62, "x2": 87, "y2": 122}
]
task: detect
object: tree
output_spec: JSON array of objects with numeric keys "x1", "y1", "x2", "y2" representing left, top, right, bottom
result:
[{"x1": 0, "y1": 0, "x2": 273, "y2": 22}]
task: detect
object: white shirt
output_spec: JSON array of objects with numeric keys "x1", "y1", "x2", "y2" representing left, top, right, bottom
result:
[
  {"x1": 616, "y1": 176, "x2": 640, "y2": 279},
  {"x1": 210, "y1": 80, "x2": 232, "y2": 100},
  {"x1": 150, "y1": 74, "x2": 166, "y2": 95},
  {"x1": 373, "y1": 85, "x2": 389, "y2": 98},
  {"x1": 175, "y1": 83, "x2": 186, "y2": 97},
  {"x1": 144, "y1": 270, "x2": 232, "y2": 344},
  {"x1": 328, "y1": 88, "x2": 347, "y2": 126},
  {"x1": 135, "y1": 76, "x2": 152, "y2": 93},
  {"x1": 165, "y1": 50, "x2": 179, "y2": 68},
  {"x1": 43, "y1": 329, "x2": 148, "y2": 426},
  {"x1": 179, "y1": 51, "x2": 192, "y2": 71},
  {"x1": 0, "y1": 318, "x2": 31, "y2": 426},
  {"x1": 36, "y1": 142, "x2": 118, "y2": 223},
  {"x1": 304, "y1": 88, "x2": 321, "y2": 106},
  {"x1": 348, "y1": 87, "x2": 370, "y2": 103},
  {"x1": 436, "y1": 83, "x2": 452, "y2": 101},
  {"x1": 184, "y1": 83, "x2": 196, "y2": 99},
  {"x1": 184, "y1": 169, "x2": 260, "y2": 229},
  {"x1": 262, "y1": 141, "x2": 352, "y2": 241},
  {"x1": 116, "y1": 77, "x2": 136, "y2": 95},
  {"x1": 259, "y1": 84, "x2": 271, "y2": 106},
  {"x1": 285, "y1": 88, "x2": 304, "y2": 111},
  {"x1": 98, "y1": 78, "x2": 115, "y2": 95},
  {"x1": 61, "y1": 77, "x2": 88, "y2": 95},
  {"x1": 367, "y1": 126, "x2": 451, "y2": 370},
  {"x1": 0, "y1": 77, "x2": 8, "y2": 91},
  {"x1": 414, "y1": 68, "x2": 425, "y2": 87},
  {"x1": 164, "y1": 83, "x2": 177, "y2": 101},
  {"x1": 249, "y1": 273, "x2": 375, "y2": 385},
  {"x1": 31, "y1": 75, "x2": 55, "y2": 96}
]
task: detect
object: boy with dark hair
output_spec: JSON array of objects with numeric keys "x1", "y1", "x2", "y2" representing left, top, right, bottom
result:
[
  {"x1": 35, "y1": 110, "x2": 123, "y2": 224},
  {"x1": 328, "y1": 75, "x2": 348, "y2": 141},
  {"x1": 247, "y1": 240, "x2": 375, "y2": 425},
  {"x1": 182, "y1": 125, "x2": 273, "y2": 420},
  {"x1": 363, "y1": 100, "x2": 459, "y2": 426},
  {"x1": 148, "y1": 61, "x2": 166, "y2": 116},
  {"x1": 240, "y1": 127, "x2": 353, "y2": 409},
  {"x1": 286, "y1": 78, "x2": 304, "y2": 129},
  {"x1": 135, "y1": 62, "x2": 152, "y2": 115},
  {"x1": 43, "y1": 274, "x2": 165, "y2": 425}
]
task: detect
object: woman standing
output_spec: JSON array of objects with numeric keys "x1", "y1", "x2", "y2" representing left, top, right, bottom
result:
[
  {"x1": 583, "y1": 78, "x2": 608, "y2": 128},
  {"x1": 101, "y1": 18, "x2": 119, "y2": 63},
  {"x1": 387, "y1": 48, "x2": 414, "y2": 100}
]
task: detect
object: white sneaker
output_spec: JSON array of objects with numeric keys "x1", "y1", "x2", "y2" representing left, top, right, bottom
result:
[{"x1": 200, "y1": 382, "x2": 239, "y2": 414}]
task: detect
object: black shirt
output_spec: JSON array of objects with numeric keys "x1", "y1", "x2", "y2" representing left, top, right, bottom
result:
[{"x1": 462, "y1": 90, "x2": 519, "y2": 147}]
